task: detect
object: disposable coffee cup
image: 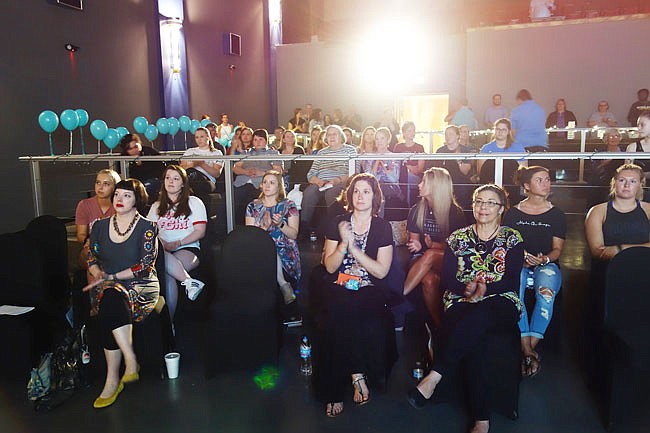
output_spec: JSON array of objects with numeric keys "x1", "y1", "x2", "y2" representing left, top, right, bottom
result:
[{"x1": 164, "y1": 352, "x2": 180, "y2": 379}]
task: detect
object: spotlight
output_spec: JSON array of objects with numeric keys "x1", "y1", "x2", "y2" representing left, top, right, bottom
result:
[
  {"x1": 228, "y1": 64, "x2": 237, "y2": 70},
  {"x1": 65, "y1": 44, "x2": 79, "y2": 52}
]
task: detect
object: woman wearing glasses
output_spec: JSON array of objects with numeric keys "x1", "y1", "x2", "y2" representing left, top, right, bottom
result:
[
  {"x1": 503, "y1": 166, "x2": 566, "y2": 377},
  {"x1": 478, "y1": 118, "x2": 527, "y2": 184},
  {"x1": 407, "y1": 184, "x2": 524, "y2": 433}
]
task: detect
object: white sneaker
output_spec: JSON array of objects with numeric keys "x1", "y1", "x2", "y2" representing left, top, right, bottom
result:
[{"x1": 181, "y1": 278, "x2": 205, "y2": 301}]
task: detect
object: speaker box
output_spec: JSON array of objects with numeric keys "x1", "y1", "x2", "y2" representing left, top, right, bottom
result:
[{"x1": 51, "y1": 0, "x2": 83, "y2": 10}]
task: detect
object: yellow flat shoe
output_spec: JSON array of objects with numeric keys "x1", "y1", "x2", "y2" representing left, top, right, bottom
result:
[
  {"x1": 121, "y1": 371, "x2": 139, "y2": 384},
  {"x1": 93, "y1": 382, "x2": 124, "y2": 408},
  {"x1": 121, "y1": 364, "x2": 140, "y2": 384}
]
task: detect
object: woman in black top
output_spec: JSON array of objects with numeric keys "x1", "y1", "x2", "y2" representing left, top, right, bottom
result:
[
  {"x1": 625, "y1": 111, "x2": 650, "y2": 183},
  {"x1": 503, "y1": 166, "x2": 566, "y2": 377},
  {"x1": 320, "y1": 173, "x2": 394, "y2": 417},
  {"x1": 403, "y1": 167, "x2": 465, "y2": 328}
]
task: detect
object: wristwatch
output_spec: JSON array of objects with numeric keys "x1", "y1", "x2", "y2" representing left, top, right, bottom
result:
[{"x1": 279, "y1": 222, "x2": 286, "y2": 229}]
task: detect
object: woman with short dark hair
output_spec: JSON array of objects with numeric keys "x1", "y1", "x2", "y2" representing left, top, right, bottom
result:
[{"x1": 85, "y1": 178, "x2": 159, "y2": 409}]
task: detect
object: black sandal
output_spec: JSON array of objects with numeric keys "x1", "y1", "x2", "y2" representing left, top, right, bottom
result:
[
  {"x1": 407, "y1": 387, "x2": 430, "y2": 409},
  {"x1": 522, "y1": 355, "x2": 541, "y2": 378}
]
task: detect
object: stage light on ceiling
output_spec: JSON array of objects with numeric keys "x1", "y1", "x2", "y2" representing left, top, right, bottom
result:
[{"x1": 65, "y1": 43, "x2": 79, "y2": 52}]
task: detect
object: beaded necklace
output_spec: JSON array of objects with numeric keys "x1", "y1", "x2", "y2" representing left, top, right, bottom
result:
[{"x1": 112, "y1": 212, "x2": 139, "y2": 237}]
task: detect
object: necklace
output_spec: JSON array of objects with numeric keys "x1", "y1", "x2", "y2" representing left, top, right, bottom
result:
[
  {"x1": 474, "y1": 224, "x2": 500, "y2": 255},
  {"x1": 112, "y1": 212, "x2": 139, "y2": 237}
]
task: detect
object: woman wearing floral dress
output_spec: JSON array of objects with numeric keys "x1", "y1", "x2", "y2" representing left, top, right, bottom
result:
[{"x1": 245, "y1": 170, "x2": 301, "y2": 305}]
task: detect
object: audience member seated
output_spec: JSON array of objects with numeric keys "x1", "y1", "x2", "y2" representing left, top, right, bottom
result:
[
  {"x1": 309, "y1": 108, "x2": 324, "y2": 132},
  {"x1": 624, "y1": 111, "x2": 650, "y2": 182},
  {"x1": 503, "y1": 166, "x2": 566, "y2": 378},
  {"x1": 379, "y1": 108, "x2": 400, "y2": 147},
  {"x1": 431, "y1": 125, "x2": 474, "y2": 209},
  {"x1": 403, "y1": 168, "x2": 465, "y2": 333},
  {"x1": 300, "y1": 125, "x2": 357, "y2": 235},
  {"x1": 342, "y1": 127, "x2": 354, "y2": 146},
  {"x1": 118, "y1": 133, "x2": 165, "y2": 203},
  {"x1": 407, "y1": 184, "x2": 524, "y2": 433},
  {"x1": 626, "y1": 88, "x2": 650, "y2": 126},
  {"x1": 478, "y1": 118, "x2": 527, "y2": 185},
  {"x1": 306, "y1": 125, "x2": 323, "y2": 155},
  {"x1": 180, "y1": 126, "x2": 224, "y2": 204},
  {"x1": 393, "y1": 121, "x2": 425, "y2": 206},
  {"x1": 483, "y1": 93, "x2": 509, "y2": 129},
  {"x1": 587, "y1": 100, "x2": 618, "y2": 128},
  {"x1": 546, "y1": 98, "x2": 577, "y2": 141},
  {"x1": 147, "y1": 165, "x2": 206, "y2": 319},
  {"x1": 359, "y1": 127, "x2": 403, "y2": 212},
  {"x1": 279, "y1": 129, "x2": 309, "y2": 190},
  {"x1": 318, "y1": 173, "x2": 394, "y2": 417},
  {"x1": 511, "y1": 89, "x2": 548, "y2": 152},
  {"x1": 205, "y1": 122, "x2": 228, "y2": 155},
  {"x1": 288, "y1": 107, "x2": 307, "y2": 133},
  {"x1": 584, "y1": 164, "x2": 650, "y2": 389},
  {"x1": 73, "y1": 168, "x2": 121, "y2": 326},
  {"x1": 587, "y1": 129, "x2": 625, "y2": 207},
  {"x1": 84, "y1": 179, "x2": 159, "y2": 409},
  {"x1": 233, "y1": 129, "x2": 282, "y2": 223},
  {"x1": 245, "y1": 170, "x2": 301, "y2": 321},
  {"x1": 356, "y1": 126, "x2": 376, "y2": 172},
  {"x1": 216, "y1": 113, "x2": 234, "y2": 146}
]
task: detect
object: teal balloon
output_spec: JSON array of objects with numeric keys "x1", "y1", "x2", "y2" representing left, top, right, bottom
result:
[
  {"x1": 103, "y1": 128, "x2": 120, "y2": 149},
  {"x1": 90, "y1": 119, "x2": 108, "y2": 140},
  {"x1": 190, "y1": 119, "x2": 200, "y2": 134},
  {"x1": 156, "y1": 118, "x2": 170, "y2": 134},
  {"x1": 38, "y1": 110, "x2": 59, "y2": 133},
  {"x1": 200, "y1": 119, "x2": 211, "y2": 127},
  {"x1": 75, "y1": 109, "x2": 89, "y2": 127},
  {"x1": 179, "y1": 115, "x2": 191, "y2": 132},
  {"x1": 144, "y1": 124, "x2": 159, "y2": 141},
  {"x1": 167, "y1": 117, "x2": 179, "y2": 136},
  {"x1": 60, "y1": 109, "x2": 79, "y2": 131},
  {"x1": 133, "y1": 116, "x2": 148, "y2": 134},
  {"x1": 116, "y1": 126, "x2": 129, "y2": 138}
]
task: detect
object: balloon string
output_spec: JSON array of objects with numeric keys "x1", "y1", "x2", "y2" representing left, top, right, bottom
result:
[
  {"x1": 80, "y1": 127, "x2": 86, "y2": 155},
  {"x1": 97, "y1": 140, "x2": 101, "y2": 154},
  {"x1": 48, "y1": 134, "x2": 54, "y2": 156},
  {"x1": 68, "y1": 131, "x2": 73, "y2": 155},
  {"x1": 184, "y1": 132, "x2": 188, "y2": 150},
  {"x1": 171, "y1": 135, "x2": 176, "y2": 151}
]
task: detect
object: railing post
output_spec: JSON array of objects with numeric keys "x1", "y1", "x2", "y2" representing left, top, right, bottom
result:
[
  {"x1": 579, "y1": 129, "x2": 587, "y2": 183},
  {"x1": 223, "y1": 160, "x2": 235, "y2": 233},
  {"x1": 29, "y1": 160, "x2": 43, "y2": 217}
]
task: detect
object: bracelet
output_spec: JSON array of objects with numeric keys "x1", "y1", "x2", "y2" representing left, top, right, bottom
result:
[
  {"x1": 616, "y1": 245, "x2": 622, "y2": 253},
  {"x1": 279, "y1": 222, "x2": 285, "y2": 229},
  {"x1": 544, "y1": 256, "x2": 550, "y2": 265}
]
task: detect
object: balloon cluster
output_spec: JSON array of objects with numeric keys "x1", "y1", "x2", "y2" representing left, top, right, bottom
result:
[{"x1": 38, "y1": 110, "x2": 233, "y2": 155}]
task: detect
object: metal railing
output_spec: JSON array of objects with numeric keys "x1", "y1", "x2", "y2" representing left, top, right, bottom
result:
[{"x1": 19, "y1": 144, "x2": 649, "y2": 232}]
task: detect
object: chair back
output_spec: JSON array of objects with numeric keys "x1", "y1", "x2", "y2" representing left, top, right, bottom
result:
[
  {"x1": 605, "y1": 246, "x2": 650, "y2": 348},
  {"x1": 217, "y1": 226, "x2": 277, "y2": 305}
]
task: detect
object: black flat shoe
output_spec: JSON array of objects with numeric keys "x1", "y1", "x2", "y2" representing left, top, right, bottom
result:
[{"x1": 407, "y1": 387, "x2": 429, "y2": 409}]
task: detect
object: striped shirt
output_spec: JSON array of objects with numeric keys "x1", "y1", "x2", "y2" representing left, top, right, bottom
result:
[{"x1": 307, "y1": 144, "x2": 357, "y2": 181}]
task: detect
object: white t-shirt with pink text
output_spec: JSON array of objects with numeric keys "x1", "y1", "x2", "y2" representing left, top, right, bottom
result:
[{"x1": 147, "y1": 196, "x2": 207, "y2": 251}]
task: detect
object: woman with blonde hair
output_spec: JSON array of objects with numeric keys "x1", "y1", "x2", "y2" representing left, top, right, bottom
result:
[
  {"x1": 358, "y1": 126, "x2": 376, "y2": 154},
  {"x1": 245, "y1": 170, "x2": 301, "y2": 305},
  {"x1": 403, "y1": 167, "x2": 465, "y2": 328}
]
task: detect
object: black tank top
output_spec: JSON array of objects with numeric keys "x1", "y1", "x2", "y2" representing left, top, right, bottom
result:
[{"x1": 602, "y1": 200, "x2": 649, "y2": 246}]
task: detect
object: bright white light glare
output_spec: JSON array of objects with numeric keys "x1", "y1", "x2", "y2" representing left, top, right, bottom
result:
[
  {"x1": 161, "y1": 18, "x2": 183, "y2": 73},
  {"x1": 269, "y1": 0, "x2": 282, "y2": 24},
  {"x1": 354, "y1": 20, "x2": 432, "y2": 94}
]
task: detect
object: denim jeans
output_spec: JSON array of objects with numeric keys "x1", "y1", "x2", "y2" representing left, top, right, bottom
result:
[{"x1": 518, "y1": 263, "x2": 562, "y2": 339}]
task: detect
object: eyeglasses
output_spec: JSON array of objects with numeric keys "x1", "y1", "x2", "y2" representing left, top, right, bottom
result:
[{"x1": 473, "y1": 199, "x2": 502, "y2": 209}]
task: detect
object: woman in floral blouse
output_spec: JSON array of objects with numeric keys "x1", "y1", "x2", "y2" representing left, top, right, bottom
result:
[{"x1": 407, "y1": 184, "x2": 524, "y2": 433}]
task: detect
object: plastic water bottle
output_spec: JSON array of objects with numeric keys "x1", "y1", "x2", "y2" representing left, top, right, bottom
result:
[
  {"x1": 309, "y1": 231, "x2": 317, "y2": 242},
  {"x1": 299, "y1": 335, "x2": 312, "y2": 376},
  {"x1": 413, "y1": 361, "x2": 424, "y2": 380}
]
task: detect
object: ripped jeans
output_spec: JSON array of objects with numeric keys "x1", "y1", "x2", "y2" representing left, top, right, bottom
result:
[{"x1": 518, "y1": 263, "x2": 562, "y2": 339}]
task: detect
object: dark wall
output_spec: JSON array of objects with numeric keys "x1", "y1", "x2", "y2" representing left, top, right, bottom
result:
[
  {"x1": 1, "y1": 1, "x2": 162, "y2": 232},
  {"x1": 184, "y1": 0, "x2": 272, "y2": 129},
  {"x1": 2, "y1": 1, "x2": 273, "y2": 233}
]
